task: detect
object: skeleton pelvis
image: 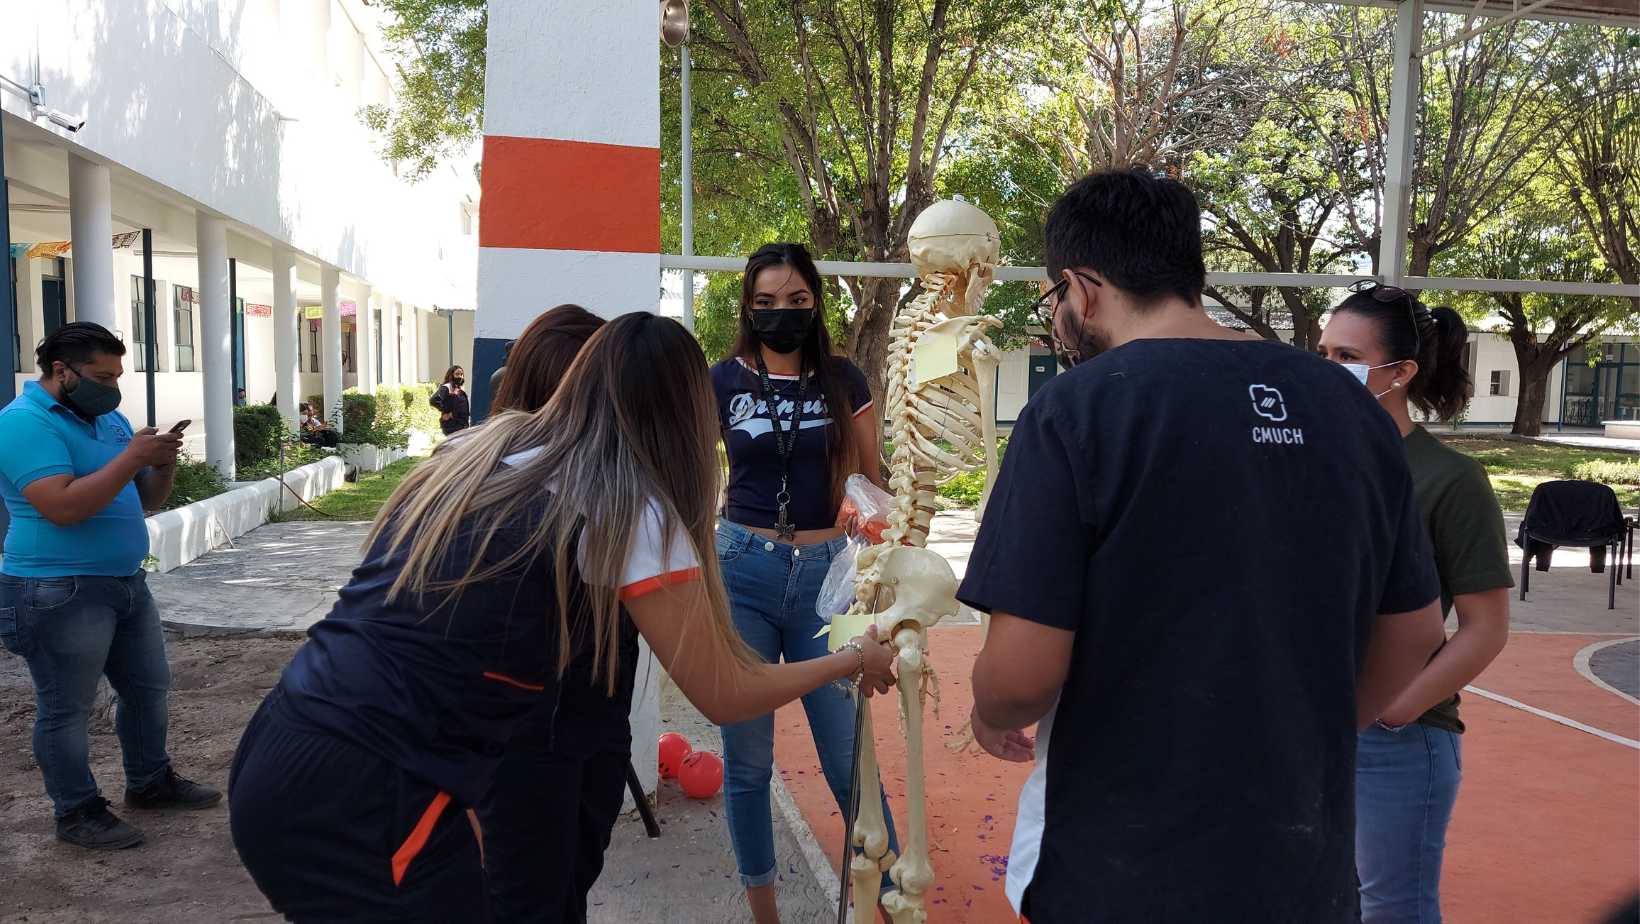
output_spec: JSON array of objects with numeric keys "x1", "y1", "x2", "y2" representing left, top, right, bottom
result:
[{"x1": 862, "y1": 545, "x2": 960, "y2": 636}]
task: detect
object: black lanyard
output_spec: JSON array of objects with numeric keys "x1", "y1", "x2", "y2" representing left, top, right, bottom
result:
[{"x1": 754, "y1": 354, "x2": 809, "y2": 541}]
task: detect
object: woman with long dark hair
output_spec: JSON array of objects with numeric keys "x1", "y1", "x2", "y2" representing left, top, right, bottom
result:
[
  {"x1": 430, "y1": 365, "x2": 470, "y2": 435},
  {"x1": 1319, "y1": 283, "x2": 1512, "y2": 924},
  {"x1": 228, "y1": 313, "x2": 897, "y2": 921},
  {"x1": 478, "y1": 303, "x2": 629, "y2": 923},
  {"x1": 711, "y1": 243, "x2": 897, "y2": 923}
]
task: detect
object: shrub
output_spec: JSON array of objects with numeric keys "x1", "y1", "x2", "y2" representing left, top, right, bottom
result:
[
  {"x1": 233, "y1": 405, "x2": 286, "y2": 474},
  {"x1": 164, "y1": 456, "x2": 229, "y2": 510},
  {"x1": 937, "y1": 438, "x2": 1007, "y2": 507},
  {"x1": 1571, "y1": 458, "x2": 1640, "y2": 487},
  {"x1": 340, "y1": 390, "x2": 410, "y2": 450},
  {"x1": 398, "y1": 383, "x2": 442, "y2": 440}
]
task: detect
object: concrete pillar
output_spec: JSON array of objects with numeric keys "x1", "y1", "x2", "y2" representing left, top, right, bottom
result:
[
  {"x1": 357, "y1": 288, "x2": 376, "y2": 394},
  {"x1": 415, "y1": 306, "x2": 431, "y2": 383},
  {"x1": 272, "y1": 245, "x2": 300, "y2": 432},
  {"x1": 321, "y1": 266, "x2": 343, "y2": 434},
  {"x1": 67, "y1": 155, "x2": 116, "y2": 332},
  {"x1": 381, "y1": 297, "x2": 399, "y2": 386},
  {"x1": 196, "y1": 214, "x2": 234, "y2": 479},
  {"x1": 479, "y1": 0, "x2": 663, "y2": 798}
]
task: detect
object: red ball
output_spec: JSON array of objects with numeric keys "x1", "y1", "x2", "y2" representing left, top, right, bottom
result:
[
  {"x1": 678, "y1": 751, "x2": 724, "y2": 800},
  {"x1": 658, "y1": 732, "x2": 692, "y2": 780}
]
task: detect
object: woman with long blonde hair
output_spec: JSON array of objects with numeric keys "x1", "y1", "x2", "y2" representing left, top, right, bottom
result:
[{"x1": 227, "y1": 313, "x2": 896, "y2": 920}]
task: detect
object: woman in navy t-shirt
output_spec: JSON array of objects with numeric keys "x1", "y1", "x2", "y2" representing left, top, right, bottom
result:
[
  {"x1": 228, "y1": 313, "x2": 897, "y2": 921},
  {"x1": 710, "y1": 243, "x2": 898, "y2": 923}
]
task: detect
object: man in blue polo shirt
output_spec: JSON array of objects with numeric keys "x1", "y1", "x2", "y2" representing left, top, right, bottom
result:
[
  {"x1": 958, "y1": 170, "x2": 1446, "y2": 922},
  {"x1": 0, "y1": 322, "x2": 220, "y2": 850}
]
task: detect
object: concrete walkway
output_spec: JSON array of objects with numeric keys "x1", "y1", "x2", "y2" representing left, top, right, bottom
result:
[{"x1": 152, "y1": 521, "x2": 364, "y2": 636}]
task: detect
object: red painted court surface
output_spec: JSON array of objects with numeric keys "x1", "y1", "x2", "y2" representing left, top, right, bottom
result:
[{"x1": 774, "y1": 627, "x2": 1639, "y2": 923}]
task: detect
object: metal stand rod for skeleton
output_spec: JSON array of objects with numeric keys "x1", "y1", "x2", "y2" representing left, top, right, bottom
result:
[
  {"x1": 626, "y1": 761, "x2": 661, "y2": 839},
  {"x1": 837, "y1": 689, "x2": 866, "y2": 924}
]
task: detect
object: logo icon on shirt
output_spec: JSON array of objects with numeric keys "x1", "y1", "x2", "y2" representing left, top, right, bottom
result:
[
  {"x1": 725, "y1": 391, "x2": 831, "y2": 440},
  {"x1": 1248, "y1": 385, "x2": 1287, "y2": 423}
]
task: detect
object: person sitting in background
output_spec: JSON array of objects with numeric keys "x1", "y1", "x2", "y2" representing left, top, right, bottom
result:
[{"x1": 299, "y1": 404, "x2": 339, "y2": 449}]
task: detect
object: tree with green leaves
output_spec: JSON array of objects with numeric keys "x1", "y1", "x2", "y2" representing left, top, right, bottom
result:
[
  {"x1": 1550, "y1": 28, "x2": 1639, "y2": 315},
  {"x1": 684, "y1": 0, "x2": 1037, "y2": 402},
  {"x1": 1440, "y1": 189, "x2": 1632, "y2": 435},
  {"x1": 359, "y1": 0, "x2": 486, "y2": 181}
]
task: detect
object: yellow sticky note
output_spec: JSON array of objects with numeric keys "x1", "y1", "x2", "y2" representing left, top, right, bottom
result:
[
  {"x1": 814, "y1": 611, "x2": 876, "y2": 652},
  {"x1": 911, "y1": 322, "x2": 962, "y2": 388}
]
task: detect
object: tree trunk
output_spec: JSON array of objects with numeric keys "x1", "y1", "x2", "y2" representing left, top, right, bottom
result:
[
  {"x1": 846, "y1": 277, "x2": 903, "y2": 411},
  {"x1": 1511, "y1": 347, "x2": 1557, "y2": 437}
]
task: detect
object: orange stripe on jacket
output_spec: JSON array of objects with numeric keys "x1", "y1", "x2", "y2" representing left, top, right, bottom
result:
[
  {"x1": 391, "y1": 792, "x2": 452, "y2": 886},
  {"x1": 482, "y1": 671, "x2": 546, "y2": 692},
  {"x1": 619, "y1": 567, "x2": 702, "y2": 602},
  {"x1": 479, "y1": 135, "x2": 661, "y2": 254}
]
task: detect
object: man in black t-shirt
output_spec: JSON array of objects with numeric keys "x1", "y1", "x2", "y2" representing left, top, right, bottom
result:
[{"x1": 956, "y1": 169, "x2": 1445, "y2": 924}]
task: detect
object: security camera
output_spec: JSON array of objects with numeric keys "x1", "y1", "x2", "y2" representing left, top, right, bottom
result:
[
  {"x1": 24, "y1": 83, "x2": 84, "y2": 132},
  {"x1": 35, "y1": 105, "x2": 85, "y2": 132}
]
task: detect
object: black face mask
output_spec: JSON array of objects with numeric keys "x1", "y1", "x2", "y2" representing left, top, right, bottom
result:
[
  {"x1": 750, "y1": 308, "x2": 814, "y2": 355},
  {"x1": 451, "y1": 376, "x2": 464, "y2": 386},
  {"x1": 61, "y1": 366, "x2": 123, "y2": 420}
]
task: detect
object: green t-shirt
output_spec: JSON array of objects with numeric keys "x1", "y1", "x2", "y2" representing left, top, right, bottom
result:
[{"x1": 1404, "y1": 426, "x2": 1515, "y2": 733}]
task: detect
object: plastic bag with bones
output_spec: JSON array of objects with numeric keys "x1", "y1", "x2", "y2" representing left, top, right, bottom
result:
[{"x1": 844, "y1": 199, "x2": 1001, "y2": 923}]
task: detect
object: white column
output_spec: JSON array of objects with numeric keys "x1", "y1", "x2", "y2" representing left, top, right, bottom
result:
[
  {"x1": 67, "y1": 155, "x2": 116, "y2": 332},
  {"x1": 196, "y1": 214, "x2": 234, "y2": 478},
  {"x1": 272, "y1": 245, "x2": 300, "y2": 432},
  {"x1": 357, "y1": 288, "x2": 376, "y2": 394},
  {"x1": 1379, "y1": 0, "x2": 1422, "y2": 285},
  {"x1": 321, "y1": 266, "x2": 343, "y2": 434},
  {"x1": 381, "y1": 297, "x2": 400, "y2": 386},
  {"x1": 15, "y1": 257, "x2": 42, "y2": 367},
  {"x1": 415, "y1": 306, "x2": 431, "y2": 383}
]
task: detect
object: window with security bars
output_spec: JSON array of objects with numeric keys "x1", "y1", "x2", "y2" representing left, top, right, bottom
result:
[{"x1": 1489, "y1": 369, "x2": 1510, "y2": 397}]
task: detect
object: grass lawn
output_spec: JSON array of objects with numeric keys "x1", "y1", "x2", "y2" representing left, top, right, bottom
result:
[
  {"x1": 1435, "y1": 434, "x2": 1639, "y2": 512},
  {"x1": 276, "y1": 457, "x2": 421, "y2": 521}
]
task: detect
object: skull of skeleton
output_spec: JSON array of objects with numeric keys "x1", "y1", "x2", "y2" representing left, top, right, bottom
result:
[{"x1": 908, "y1": 197, "x2": 1001, "y2": 315}]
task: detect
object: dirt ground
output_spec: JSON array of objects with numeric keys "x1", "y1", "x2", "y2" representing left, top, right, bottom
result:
[{"x1": 0, "y1": 635, "x2": 302, "y2": 923}]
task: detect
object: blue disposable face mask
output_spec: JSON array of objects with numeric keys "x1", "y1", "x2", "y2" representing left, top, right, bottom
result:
[{"x1": 1341, "y1": 361, "x2": 1402, "y2": 399}]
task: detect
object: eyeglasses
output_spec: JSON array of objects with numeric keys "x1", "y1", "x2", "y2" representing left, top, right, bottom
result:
[
  {"x1": 1030, "y1": 270, "x2": 1103, "y2": 341},
  {"x1": 1349, "y1": 279, "x2": 1426, "y2": 355}
]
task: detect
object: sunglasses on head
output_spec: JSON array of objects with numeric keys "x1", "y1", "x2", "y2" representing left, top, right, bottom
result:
[{"x1": 1348, "y1": 280, "x2": 1426, "y2": 355}]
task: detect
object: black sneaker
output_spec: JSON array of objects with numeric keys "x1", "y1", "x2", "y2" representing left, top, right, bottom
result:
[
  {"x1": 125, "y1": 768, "x2": 223, "y2": 811},
  {"x1": 56, "y1": 797, "x2": 146, "y2": 850}
]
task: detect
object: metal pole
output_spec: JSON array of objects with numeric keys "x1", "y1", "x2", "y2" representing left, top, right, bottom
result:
[
  {"x1": 0, "y1": 114, "x2": 16, "y2": 404},
  {"x1": 680, "y1": 42, "x2": 695, "y2": 332},
  {"x1": 228, "y1": 256, "x2": 239, "y2": 403},
  {"x1": 1557, "y1": 352, "x2": 1568, "y2": 432},
  {"x1": 446, "y1": 309, "x2": 453, "y2": 368},
  {"x1": 142, "y1": 228, "x2": 157, "y2": 427},
  {"x1": 1380, "y1": 0, "x2": 1423, "y2": 287}
]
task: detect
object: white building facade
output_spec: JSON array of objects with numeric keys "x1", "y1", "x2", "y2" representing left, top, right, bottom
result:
[{"x1": 3, "y1": 0, "x2": 478, "y2": 477}]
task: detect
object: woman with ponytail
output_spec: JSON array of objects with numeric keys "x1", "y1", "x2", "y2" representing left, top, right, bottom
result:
[
  {"x1": 227, "y1": 313, "x2": 897, "y2": 921},
  {"x1": 1319, "y1": 282, "x2": 1513, "y2": 924}
]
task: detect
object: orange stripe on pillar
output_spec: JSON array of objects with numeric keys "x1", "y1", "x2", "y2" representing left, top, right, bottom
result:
[{"x1": 479, "y1": 135, "x2": 660, "y2": 254}]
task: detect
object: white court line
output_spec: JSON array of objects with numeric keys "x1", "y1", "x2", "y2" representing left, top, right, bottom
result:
[
  {"x1": 1464, "y1": 685, "x2": 1639, "y2": 750},
  {"x1": 771, "y1": 766, "x2": 851, "y2": 921},
  {"x1": 1572, "y1": 637, "x2": 1640, "y2": 707}
]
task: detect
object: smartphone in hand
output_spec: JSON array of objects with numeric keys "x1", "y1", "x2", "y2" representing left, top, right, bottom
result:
[{"x1": 168, "y1": 419, "x2": 192, "y2": 434}]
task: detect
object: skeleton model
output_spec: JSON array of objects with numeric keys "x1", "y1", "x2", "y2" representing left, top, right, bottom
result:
[{"x1": 842, "y1": 199, "x2": 1001, "y2": 923}]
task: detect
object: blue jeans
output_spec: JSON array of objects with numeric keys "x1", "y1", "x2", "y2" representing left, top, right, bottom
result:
[
  {"x1": 1355, "y1": 722, "x2": 1462, "y2": 924},
  {"x1": 0, "y1": 572, "x2": 174, "y2": 817},
  {"x1": 715, "y1": 520, "x2": 899, "y2": 889}
]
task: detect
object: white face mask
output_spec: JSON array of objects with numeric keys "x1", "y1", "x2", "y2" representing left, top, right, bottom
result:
[{"x1": 1341, "y1": 361, "x2": 1402, "y2": 399}]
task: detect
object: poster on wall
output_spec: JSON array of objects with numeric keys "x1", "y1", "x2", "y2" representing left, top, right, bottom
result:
[{"x1": 245, "y1": 303, "x2": 272, "y2": 318}]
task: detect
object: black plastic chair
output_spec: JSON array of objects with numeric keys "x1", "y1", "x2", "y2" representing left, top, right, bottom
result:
[{"x1": 1515, "y1": 480, "x2": 1627, "y2": 610}]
